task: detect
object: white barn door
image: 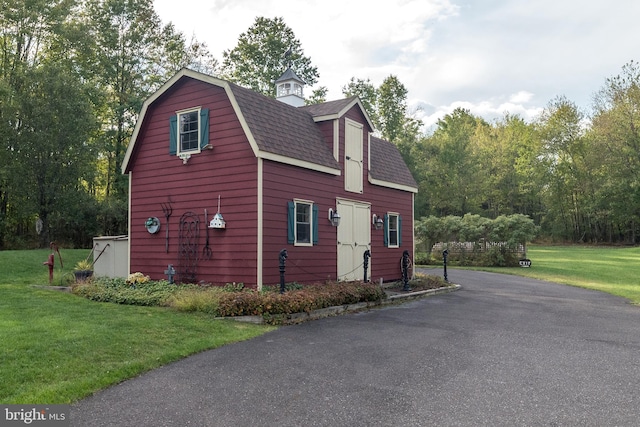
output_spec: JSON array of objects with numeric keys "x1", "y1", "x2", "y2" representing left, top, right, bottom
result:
[
  {"x1": 344, "y1": 119, "x2": 363, "y2": 193},
  {"x1": 337, "y1": 199, "x2": 371, "y2": 281}
]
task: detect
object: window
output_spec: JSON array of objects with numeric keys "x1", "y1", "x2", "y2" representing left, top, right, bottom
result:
[
  {"x1": 169, "y1": 108, "x2": 209, "y2": 155},
  {"x1": 384, "y1": 213, "x2": 402, "y2": 248},
  {"x1": 296, "y1": 202, "x2": 311, "y2": 244},
  {"x1": 287, "y1": 200, "x2": 319, "y2": 246},
  {"x1": 179, "y1": 110, "x2": 199, "y2": 152}
]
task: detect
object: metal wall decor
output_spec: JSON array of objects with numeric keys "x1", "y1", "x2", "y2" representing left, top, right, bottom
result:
[{"x1": 178, "y1": 211, "x2": 200, "y2": 283}]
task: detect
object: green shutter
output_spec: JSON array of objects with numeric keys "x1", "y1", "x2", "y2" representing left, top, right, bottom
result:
[
  {"x1": 169, "y1": 115, "x2": 177, "y2": 155},
  {"x1": 383, "y1": 214, "x2": 389, "y2": 247},
  {"x1": 200, "y1": 108, "x2": 209, "y2": 149},
  {"x1": 287, "y1": 201, "x2": 295, "y2": 244},
  {"x1": 398, "y1": 215, "x2": 402, "y2": 246},
  {"x1": 312, "y1": 204, "x2": 319, "y2": 245}
]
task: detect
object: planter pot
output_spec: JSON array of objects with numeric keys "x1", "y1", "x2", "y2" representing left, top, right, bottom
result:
[{"x1": 74, "y1": 270, "x2": 93, "y2": 282}]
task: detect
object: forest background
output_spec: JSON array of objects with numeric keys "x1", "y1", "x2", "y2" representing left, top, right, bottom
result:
[{"x1": 1, "y1": 0, "x2": 639, "y2": 250}]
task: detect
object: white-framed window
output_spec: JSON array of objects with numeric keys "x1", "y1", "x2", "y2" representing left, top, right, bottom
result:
[
  {"x1": 169, "y1": 107, "x2": 209, "y2": 155},
  {"x1": 178, "y1": 109, "x2": 200, "y2": 153},
  {"x1": 296, "y1": 201, "x2": 312, "y2": 245},
  {"x1": 384, "y1": 213, "x2": 401, "y2": 248},
  {"x1": 287, "y1": 200, "x2": 318, "y2": 246}
]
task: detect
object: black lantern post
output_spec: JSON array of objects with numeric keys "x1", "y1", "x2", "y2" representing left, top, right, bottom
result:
[
  {"x1": 402, "y1": 250, "x2": 412, "y2": 291},
  {"x1": 363, "y1": 250, "x2": 371, "y2": 282},
  {"x1": 442, "y1": 249, "x2": 449, "y2": 282},
  {"x1": 279, "y1": 249, "x2": 288, "y2": 294}
]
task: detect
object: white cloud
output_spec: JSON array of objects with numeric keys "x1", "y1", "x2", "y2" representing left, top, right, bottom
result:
[{"x1": 154, "y1": 0, "x2": 640, "y2": 127}]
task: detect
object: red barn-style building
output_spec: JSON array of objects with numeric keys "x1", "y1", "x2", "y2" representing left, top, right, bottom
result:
[{"x1": 122, "y1": 68, "x2": 418, "y2": 289}]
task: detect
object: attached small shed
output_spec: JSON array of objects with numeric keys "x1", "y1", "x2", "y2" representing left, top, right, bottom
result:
[{"x1": 122, "y1": 68, "x2": 418, "y2": 289}]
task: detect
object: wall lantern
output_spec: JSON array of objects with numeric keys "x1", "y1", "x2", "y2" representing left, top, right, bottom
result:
[
  {"x1": 372, "y1": 214, "x2": 384, "y2": 230},
  {"x1": 328, "y1": 208, "x2": 341, "y2": 227}
]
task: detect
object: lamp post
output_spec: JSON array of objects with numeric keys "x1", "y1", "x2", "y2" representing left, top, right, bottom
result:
[
  {"x1": 402, "y1": 250, "x2": 412, "y2": 291},
  {"x1": 363, "y1": 250, "x2": 371, "y2": 282},
  {"x1": 443, "y1": 249, "x2": 449, "y2": 282},
  {"x1": 279, "y1": 249, "x2": 288, "y2": 294}
]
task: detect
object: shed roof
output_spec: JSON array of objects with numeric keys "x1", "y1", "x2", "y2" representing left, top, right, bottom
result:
[
  {"x1": 122, "y1": 69, "x2": 417, "y2": 192},
  {"x1": 228, "y1": 82, "x2": 339, "y2": 170},
  {"x1": 369, "y1": 136, "x2": 418, "y2": 191}
]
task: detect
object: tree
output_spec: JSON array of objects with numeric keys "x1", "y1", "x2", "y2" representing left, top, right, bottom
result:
[
  {"x1": 221, "y1": 17, "x2": 319, "y2": 98},
  {"x1": 473, "y1": 114, "x2": 543, "y2": 220},
  {"x1": 537, "y1": 96, "x2": 590, "y2": 241},
  {"x1": 591, "y1": 60, "x2": 640, "y2": 243},
  {"x1": 306, "y1": 86, "x2": 328, "y2": 105},
  {"x1": 0, "y1": 0, "x2": 79, "y2": 247},
  {"x1": 377, "y1": 75, "x2": 408, "y2": 143},
  {"x1": 342, "y1": 77, "x2": 379, "y2": 128},
  {"x1": 419, "y1": 108, "x2": 486, "y2": 217},
  {"x1": 11, "y1": 62, "x2": 97, "y2": 247}
]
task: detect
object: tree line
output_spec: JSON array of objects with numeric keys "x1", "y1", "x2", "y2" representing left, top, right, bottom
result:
[
  {"x1": 410, "y1": 61, "x2": 640, "y2": 245},
  {"x1": 1, "y1": 3, "x2": 638, "y2": 249}
]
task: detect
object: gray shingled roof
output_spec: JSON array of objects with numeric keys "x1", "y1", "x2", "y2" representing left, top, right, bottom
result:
[
  {"x1": 369, "y1": 136, "x2": 418, "y2": 189},
  {"x1": 299, "y1": 97, "x2": 359, "y2": 118},
  {"x1": 228, "y1": 82, "x2": 340, "y2": 170}
]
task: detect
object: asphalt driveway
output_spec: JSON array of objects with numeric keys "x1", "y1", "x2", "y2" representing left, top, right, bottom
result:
[{"x1": 71, "y1": 269, "x2": 640, "y2": 426}]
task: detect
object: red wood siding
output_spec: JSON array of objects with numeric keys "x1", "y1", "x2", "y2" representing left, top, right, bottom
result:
[
  {"x1": 128, "y1": 78, "x2": 259, "y2": 285},
  {"x1": 262, "y1": 161, "x2": 341, "y2": 285},
  {"x1": 260, "y1": 104, "x2": 414, "y2": 285}
]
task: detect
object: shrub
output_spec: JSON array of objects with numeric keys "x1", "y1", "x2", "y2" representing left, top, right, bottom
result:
[
  {"x1": 74, "y1": 279, "x2": 388, "y2": 321},
  {"x1": 73, "y1": 277, "x2": 178, "y2": 306},
  {"x1": 167, "y1": 287, "x2": 221, "y2": 314}
]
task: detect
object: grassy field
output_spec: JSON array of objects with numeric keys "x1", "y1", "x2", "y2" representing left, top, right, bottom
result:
[
  {"x1": 2, "y1": 245, "x2": 638, "y2": 404},
  {"x1": 472, "y1": 245, "x2": 640, "y2": 304},
  {"x1": 0, "y1": 249, "x2": 275, "y2": 404}
]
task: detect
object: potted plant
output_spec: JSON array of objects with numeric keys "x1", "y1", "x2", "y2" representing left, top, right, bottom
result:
[{"x1": 74, "y1": 259, "x2": 94, "y2": 282}]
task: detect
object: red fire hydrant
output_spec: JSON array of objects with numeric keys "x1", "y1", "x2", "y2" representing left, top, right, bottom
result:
[{"x1": 43, "y1": 253, "x2": 55, "y2": 284}]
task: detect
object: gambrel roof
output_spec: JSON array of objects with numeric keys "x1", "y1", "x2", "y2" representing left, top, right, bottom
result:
[{"x1": 122, "y1": 68, "x2": 417, "y2": 192}]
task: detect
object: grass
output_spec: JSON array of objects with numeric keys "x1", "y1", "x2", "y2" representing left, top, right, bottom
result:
[
  {"x1": 0, "y1": 249, "x2": 275, "y2": 404},
  {"x1": 469, "y1": 244, "x2": 640, "y2": 304},
  {"x1": 3, "y1": 244, "x2": 638, "y2": 403}
]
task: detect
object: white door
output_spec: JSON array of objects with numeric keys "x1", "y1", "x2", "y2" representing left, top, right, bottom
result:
[
  {"x1": 345, "y1": 119, "x2": 363, "y2": 193},
  {"x1": 337, "y1": 199, "x2": 371, "y2": 281}
]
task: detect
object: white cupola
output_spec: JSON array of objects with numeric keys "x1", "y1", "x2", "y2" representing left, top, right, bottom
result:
[{"x1": 275, "y1": 68, "x2": 305, "y2": 107}]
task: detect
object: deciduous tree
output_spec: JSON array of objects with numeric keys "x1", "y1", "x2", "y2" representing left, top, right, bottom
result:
[{"x1": 221, "y1": 17, "x2": 319, "y2": 98}]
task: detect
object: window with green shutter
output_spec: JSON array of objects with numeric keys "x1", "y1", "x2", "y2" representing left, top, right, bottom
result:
[
  {"x1": 169, "y1": 107, "x2": 209, "y2": 155},
  {"x1": 384, "y1": 213, "x2": 401, "y2": 248},
  {"x1": 287, "y1": 200, "x2": 318, "y2": 246}
]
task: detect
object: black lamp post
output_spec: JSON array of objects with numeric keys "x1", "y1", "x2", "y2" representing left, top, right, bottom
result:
[
  {"x1": 402, "y1": 250, "x2": 412, "y2": 291},
  {"x1": 279, "y1": 249, "x2": 288, "y2": 294},
  {"x1": 363, "y1": 250, "x2": 371, "y2": 282},
  {"x1": 443, "y1": 249, "x2": 449, "y2": 282}
]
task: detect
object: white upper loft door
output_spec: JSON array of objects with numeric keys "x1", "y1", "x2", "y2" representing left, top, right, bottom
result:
[{"x1": 344, "y1": 119, "x2": 363, "y2": 194}]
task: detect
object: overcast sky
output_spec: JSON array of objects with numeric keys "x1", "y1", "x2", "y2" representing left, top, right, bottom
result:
[{"x1": 153, "y1": 0, "x2": 639, "y2": 130}]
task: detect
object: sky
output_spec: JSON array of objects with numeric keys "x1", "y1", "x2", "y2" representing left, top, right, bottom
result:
[{"x1": 153, "y1": 0, "x2": 640, "y2": 130}]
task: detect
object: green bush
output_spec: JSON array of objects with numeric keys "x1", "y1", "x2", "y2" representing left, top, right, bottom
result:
[{"x1": 73, "y1": 277, "x2": 179, "y2": 306}]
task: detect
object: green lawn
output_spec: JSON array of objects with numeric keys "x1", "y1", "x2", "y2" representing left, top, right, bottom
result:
[
  {"x1": 2, "y1": 245, "x2": 638, "y2": 404},
  {"x1": 473, "y1": 245, "x2": 640, "y2": 304},
  {"x1": 0, "y1": 249, "x2": 275, "y2": 404}
]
